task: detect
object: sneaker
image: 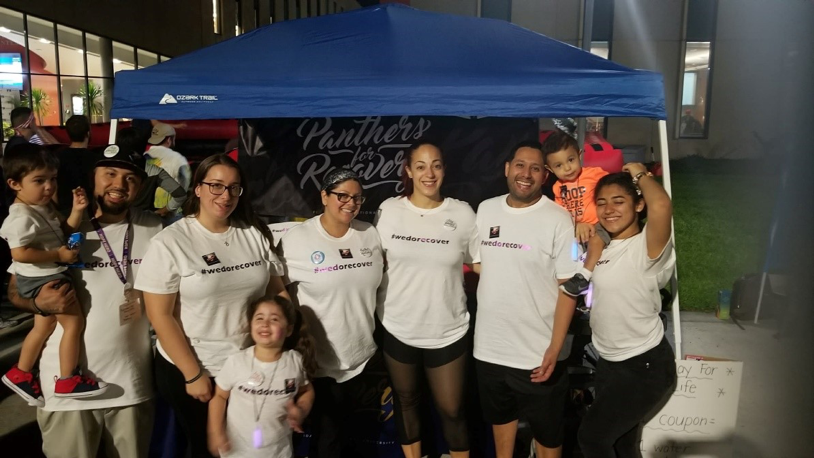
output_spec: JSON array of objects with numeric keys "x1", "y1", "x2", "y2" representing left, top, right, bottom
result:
[
  {"x1": 2, "y1": 365, "x2": 45, "y2": 407},
  {"x1": 54, "y1": 369, "x2": 108, "y2": 399},
  {"x1": 560, "y1": 273, "x2": 590, "y2": 297}
]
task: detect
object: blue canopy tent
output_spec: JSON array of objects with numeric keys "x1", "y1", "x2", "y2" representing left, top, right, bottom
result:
[
  {"x1": 110, "y1": 4, "x2": 681, "y2": 352},
  {"x1": 111, "y1": 4, "x2": 665, "y2": 120}
]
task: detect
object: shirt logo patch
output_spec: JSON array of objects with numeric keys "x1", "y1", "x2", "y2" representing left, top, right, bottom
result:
[
  {"x1": 285, "y1": 379, "x2": 296, "y2": 393},
  {"x1": 443, "y1": 219, "x2": 457, "y2": 231},
  {"x1": 489, "y1": 226, "x2": 500, "y2": 238},
  {"x1": 311, "y1": 251, "x2": 325, "y2": 264},
  {"x1": 202, "y1": 252, "x2": 221, "y2": 266},
  {"x1": 339, "y1": 249, "x2": 353, "y2": 259},
  {"x1": 360, "y1": 247, "x2": 373, "y2": 258}
]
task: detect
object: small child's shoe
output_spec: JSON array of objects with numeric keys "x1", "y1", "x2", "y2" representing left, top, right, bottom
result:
[
  {"x1": 2, "y1": 365, "x2": 45, "y2": 407},
  {"x1": 54, "y1": 369, "x2": 108, "y2": 399},
  {"x1": 560, "y1": 273, "x2": 590, "y2": 297}
]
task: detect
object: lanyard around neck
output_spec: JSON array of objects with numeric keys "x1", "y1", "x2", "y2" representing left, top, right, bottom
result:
[{"x1": 90, "y1": 215, "x2": 132, "y2": 286}]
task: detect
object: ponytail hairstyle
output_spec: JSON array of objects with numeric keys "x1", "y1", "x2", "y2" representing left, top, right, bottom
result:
[
  {"x1": 595, "y1": 172, "x2": 647, "y2": 229},
  {"x1": 400, "y1": 141, "x2": 445, "y2": 198},
  {"x1": 246, "y1": 295, "x2": 318, "y2": 379}
]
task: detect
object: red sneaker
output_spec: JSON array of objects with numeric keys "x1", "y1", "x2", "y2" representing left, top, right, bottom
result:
[
  {"x1": 54, "y1": 369, "x2": 109, "y2": 399},
  {"x1": 2, "y1": 365, "x2": 45, "y2": 407}
]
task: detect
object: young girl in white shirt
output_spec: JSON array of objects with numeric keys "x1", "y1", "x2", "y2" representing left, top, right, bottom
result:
[{"x1": 208, "y1": 295, "x2": 316, "y2": 458}]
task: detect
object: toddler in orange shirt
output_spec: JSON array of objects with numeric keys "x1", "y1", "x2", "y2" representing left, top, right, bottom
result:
[{"x1": 542, "y1": 130, "x2": 609, "y2": 296}]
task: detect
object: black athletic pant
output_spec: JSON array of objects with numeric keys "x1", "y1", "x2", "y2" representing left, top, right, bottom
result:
[
  {"x1": 578, "y1": 337, "x2": 677, "y2": 458},
  {"x1": 155, "y1": 352, "x2": 215, "y2": 458},
  {"x1": 309, "y1": 374, "x2": 366, "y2": 458},
  {"x1": 383, "y1": 328, "x2": 470, "y2": 452}
]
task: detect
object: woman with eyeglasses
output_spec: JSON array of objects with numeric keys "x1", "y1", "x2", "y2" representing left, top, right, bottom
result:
[
  {"x1": 136, "y1": 154, "x2": 288, "y2": 457},
  {"x1": 278, "y1": 167, "x2": 384, "y2": 458},
  {"x1": 373, "y1": 143, "x2": 478, "y2": 458}
]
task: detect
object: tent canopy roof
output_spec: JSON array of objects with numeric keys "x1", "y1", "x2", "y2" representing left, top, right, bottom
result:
[{"x1": 111, "y1": 4, "x2": 666, "y2": 120}]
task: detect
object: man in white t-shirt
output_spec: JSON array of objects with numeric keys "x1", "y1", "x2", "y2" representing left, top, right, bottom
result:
[
  {"x1": 473, "y1": 140, "x2": 578, "y2": 458},
  {"x1": 7, "y1": 145, "x2": 163, "y2": 458},
  {"x1": 146, "y1": 123, "x2": 191, "y2": 215}
]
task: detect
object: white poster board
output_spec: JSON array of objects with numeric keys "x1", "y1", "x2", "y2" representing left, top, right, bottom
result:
[{"x1": 641, "y1": 360, "x2": 743, "y2": 457}]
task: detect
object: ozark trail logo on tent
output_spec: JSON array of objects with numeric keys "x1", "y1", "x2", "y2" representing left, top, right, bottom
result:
[
  {"x1": 159, "y1": 93, "x2": 177, "y2": 105},
  {"x1": 159, "y1": 93, "x2": 218, "y2": 105}
]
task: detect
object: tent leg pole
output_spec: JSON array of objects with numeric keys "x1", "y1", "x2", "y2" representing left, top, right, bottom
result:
[
  {"x1": 657, "y1": 120, "x2": 682, "y2": 359},
  {"x1": 108, "y1": 118, "x2": 119, "y2": 145},
  {"x1": 754, "y1": 272, "x2": 768, "y2": 324}
]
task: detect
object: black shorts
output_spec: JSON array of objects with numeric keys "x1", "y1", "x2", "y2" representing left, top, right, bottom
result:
[
  {"x1": 382, "y1": 327, "x2": 469, "y2": 368},
  {"x1": 476, "y1": 359, "x2": 568, "y2": 448}
]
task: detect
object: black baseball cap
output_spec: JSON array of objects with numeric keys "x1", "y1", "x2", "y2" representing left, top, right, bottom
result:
[{"x1": 95, "y1": 145, "x2": 147, "y2": 178}]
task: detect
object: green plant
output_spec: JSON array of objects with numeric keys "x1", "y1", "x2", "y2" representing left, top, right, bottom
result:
[
  {"x1": 79, "y1": 81, "x2": 104, "y2": 118},
  {"x1": 20, "y1": 88, "x2": 51, "y2": 125},
  {"x1": 2, "y1": 120, "x2": 13, "y2": 139}
]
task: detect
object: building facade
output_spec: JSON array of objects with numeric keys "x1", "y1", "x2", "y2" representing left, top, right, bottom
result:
[
  {"x1": 0, "y1": 0, "x2": 360, "y2": 140},
  {"x1": 2, "y1": 0, "x2": 811, "y2": 159}
]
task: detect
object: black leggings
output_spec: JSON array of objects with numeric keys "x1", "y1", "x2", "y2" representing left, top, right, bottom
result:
[
  {"x1": 383, "y1": 328, "x2": 470, "y2": 452},
  {"x1": 154, "y1": 352, "x2": 214, "y2": 458},
  {"x1": 578, "y1": 337, "x2": 677, "y2": 458}
]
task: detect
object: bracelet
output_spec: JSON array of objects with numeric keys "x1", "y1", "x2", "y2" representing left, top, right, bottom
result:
[
  {"x1": 31, "y1": 297, "x2": 51, "y2": 317},
  {"x1": 185, "y1": 368, "x2": 204, "y2": 384},
  {"x1": 632, "y1": 171, "x2": 653, "y2": 185}
]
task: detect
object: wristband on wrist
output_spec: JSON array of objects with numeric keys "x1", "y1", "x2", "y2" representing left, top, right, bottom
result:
[
  {"x1": 632, "y1": 171, "x2": 653, "y2": 185},
  {"x1": 31, "y1": 297, "x2": 51, "y2": 317},
  {"x1": 185, "y1": 368, "x2": 204, "y2": 384}
]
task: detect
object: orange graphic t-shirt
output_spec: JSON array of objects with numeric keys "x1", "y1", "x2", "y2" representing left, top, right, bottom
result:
[{"x1": 553, "y1": 166, "x2": 609, "y2": 225}]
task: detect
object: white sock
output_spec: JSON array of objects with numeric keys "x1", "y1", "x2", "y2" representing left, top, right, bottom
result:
[{"x1": 579, "y1": 267, "x2": 593, "y2": 280}]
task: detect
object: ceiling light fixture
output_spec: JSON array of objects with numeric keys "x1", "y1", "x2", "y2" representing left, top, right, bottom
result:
[{"x1": 39, "y1": 38, "x2": 49, "y2": 44}]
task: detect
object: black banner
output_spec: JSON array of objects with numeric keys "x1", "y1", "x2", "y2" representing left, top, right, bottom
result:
[{"x1": 239, "y1": 116, "x2": 537, "y2": 222}]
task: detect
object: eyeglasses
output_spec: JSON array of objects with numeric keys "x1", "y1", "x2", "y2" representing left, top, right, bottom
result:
[
  {"x1": 200, "y1": 181, "x2": 244, "y2": 197},
  {"x1": 328, "y1": 191, "x2": 365, "y2": 204}
]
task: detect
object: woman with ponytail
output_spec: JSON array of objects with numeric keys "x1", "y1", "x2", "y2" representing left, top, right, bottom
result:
[
  {"x1": 374, "y1": 143, "x2": 479, "y2": 457},
  {"x1": 208, "y1": 295, "x2": 316, "y2": 457}
]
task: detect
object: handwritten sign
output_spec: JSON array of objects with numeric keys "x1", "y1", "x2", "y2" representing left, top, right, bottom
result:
[
  {"x1": 240, "y1": 116, "x2": 537, "y2": 221},
  {"x1": 641, "y1": 360, "x2": 743, "y2": 457}
]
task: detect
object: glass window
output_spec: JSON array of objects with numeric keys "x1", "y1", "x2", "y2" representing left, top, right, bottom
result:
[
  {"x1": 59, "y1": 76, "x2": 86, "y2": 120},
  {"x1": 284, "y1": 0, "x2": 290, "y2": 20},
  {"x1": 86, "y1": 77, "x2": 111, "y2": 123},
  {"x1": 86, "y1": 33, "x2": 106, "y2": 77},
  {"x1": 296, "y1": 0, "x2": 302, "y2": 18},
  {"x1": 29, "y1": 74, "x2": 59, "y2": 126},
  {"x1": 26, "y1": 17, "x2": 57, "y2": 75},
  {"x1": 0, "y1": 7, "x2": 29, "y2": 73},
  {"x1": 1, "y1": 73, "x2": 26, "y2": 140},
  {"x1": 112, "y1": 41, "x2": 135, "y2": 73},
  {"x1": 680, "y1": 42, "x2": 711, "y2": 137},
  {"x1": 136, "y1": 49, "x2": 158, "y2": 69},
  {"x1": 678, "y1": 0, "x2": 717, "y2": 138},
  {"x1": 590, "y1": 42, "x2": 609, "y2": 59},
  {"x1": 213, "y1": 0, "x2": 222, "y2": 34},
  {"x1": 235, "y1": 0, "x2": 242, "y2": 35},
  {"x1": 57, "y1": 25, "x2": 85, "y2": 76}
]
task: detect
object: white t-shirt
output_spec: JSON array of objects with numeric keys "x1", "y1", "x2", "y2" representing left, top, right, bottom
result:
[
  {"x1": 268, "y1": 221, "x2": 302, "y2": 248},
  {"x1": 38, "y1": 210, "x2": 163, "y2": 411},
  {"x1": 135, "y1": 217, "x2": 284, "y2": 376},
  {"x1": 375, "y1": 197, "x2": 478, "y2": 348},
  {"x1": 215, "y1": 348, "x2": 308, "y2": 458},
  {"x1": 473, "y1": 195, "x2": 578, "y2": 370},
  {"x1": 0, "y1": 203, "x2": 66, "y2": 277},
  {"x1": 279, "y1": 216, "x2": 383, "y2": 382},
  {"x1": 589, "y1": 227, "x2": 676, "y2": 362}
]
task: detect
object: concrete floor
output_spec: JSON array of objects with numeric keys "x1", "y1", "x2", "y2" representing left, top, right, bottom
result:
[{"x1": 1, "y1": 311, "x2": 812, "y2": 457}]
